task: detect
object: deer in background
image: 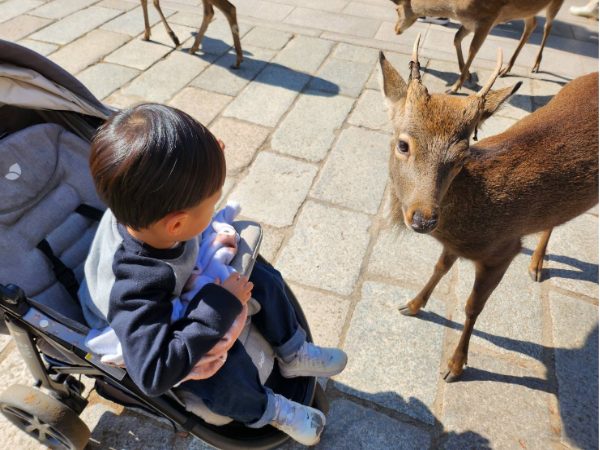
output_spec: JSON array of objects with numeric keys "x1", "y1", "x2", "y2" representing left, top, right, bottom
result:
[
  {"x1": 390, "y1": 0, "x2": 565, "y2": 93},
  {"x1": 140, "y1": 0, "x2": 243, "y2": 68},
  {"x1": 379, "y1": 35, "x2": 598, "y2": 380}
]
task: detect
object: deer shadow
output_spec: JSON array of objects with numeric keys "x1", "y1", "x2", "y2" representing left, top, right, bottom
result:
[
  {"x1": 413, "y1": 309, "x2": 598, "y2": 450},
  {"x1": 520, "y1": 247, "x2": 599, "y2": 283}
]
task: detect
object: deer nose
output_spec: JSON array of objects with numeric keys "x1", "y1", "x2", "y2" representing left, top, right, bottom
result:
[{"x1": 410, "y1": 210, "x2": 438, "y2": 233}]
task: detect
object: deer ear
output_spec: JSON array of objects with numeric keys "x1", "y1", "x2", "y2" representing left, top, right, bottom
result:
[
  {"x1": 379, "y1": 51, "x2": 408, "y2": 111},
  {"x1": 480, "y1": 82, "x2": 522, "y2": 122}
]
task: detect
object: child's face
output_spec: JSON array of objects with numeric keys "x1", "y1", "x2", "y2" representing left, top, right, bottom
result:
[{"x1": 178, "y1": 188, "x2": 223, "y2": 241}]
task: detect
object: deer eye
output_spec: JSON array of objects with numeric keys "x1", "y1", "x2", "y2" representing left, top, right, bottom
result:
[{"x1": 395, "y1": 140, "x2": 409, "y2": 157}]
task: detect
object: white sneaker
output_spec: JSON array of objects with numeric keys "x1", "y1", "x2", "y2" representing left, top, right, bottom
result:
[
  {"x1": 417, "y1": 17, "x2": 450, "y2": 25},
  {"x1": 570, "y1": 1, "x2": 599, "y2": 19},
  {"x1": 279, "y1": 342, "x2": 348, "y2": 378},
  {"x1": 269, "y1": 394, "x2": 326, "y2": 446}
]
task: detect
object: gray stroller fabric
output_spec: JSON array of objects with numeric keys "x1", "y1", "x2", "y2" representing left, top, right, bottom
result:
[{"x1": 0, "y1": 123, "x2": 104, "y2": 323}]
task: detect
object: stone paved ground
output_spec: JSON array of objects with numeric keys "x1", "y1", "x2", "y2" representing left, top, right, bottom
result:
[{"x1": 1, "y1": 0, "x2": 598, "y2": 449}]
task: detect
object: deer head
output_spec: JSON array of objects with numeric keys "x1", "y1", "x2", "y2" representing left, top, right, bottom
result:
[
  {"x1": 379, "y1": 35, "x2": 521, "y2": 233},
  {"x1": 389, "y1": 0, "x2": 418, "y2": 34}
]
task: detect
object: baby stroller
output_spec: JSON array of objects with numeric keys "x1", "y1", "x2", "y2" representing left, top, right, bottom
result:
[{"x1": 0, "y1": 39, "x2": 326, "y2": 450}]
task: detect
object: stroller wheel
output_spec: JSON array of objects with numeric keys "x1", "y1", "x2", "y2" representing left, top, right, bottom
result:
[{"x1": 0, "y1": 384, "x2": 90, "y2": 450}]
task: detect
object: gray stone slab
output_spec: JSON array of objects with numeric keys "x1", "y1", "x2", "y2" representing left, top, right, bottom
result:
[
  {"x1": 441, "y1": 351, "x2": 553, "y2": 450},
  {"x1": 273, "y1": 35, "x2": 335, "y2": 73},
  {"x1": 319, "y1": 399, "x2": 431, "y2": 449},
  {"x1": 267, "y1": 0, "x2": 348, "y2": 12},
  {"x1": 30, "y1": 0, "x2": 96, "y2": 20},
  {"x1": 549, "y1": 291, "x2": 598, "y2": 450},
  {"x1": 122, "y1": 51, "x2": 210, "y2": 103},
  {"x1": 243, "y1": 26, "x2": 292, "y2": 50},
  {"x1": 0, "y1": 0, "x2": 43, "y2": 24},
  {"x1": 96, "y1": 0, "x2": 138, "y2": 11},
  {"x1": 228, "y1": 152, "x2": 317, "y2": 227},
  {"x1": 545, "y1": 213, "x2": 599, "y2": 299},
  {"x1": 101, "y1": 5, "x2": 174, "y2": 37},
  {"x1": 288, "y1": 283, "x2": 350, "y2": 348},
  {"x1": 343, "y1": 1, "x2": 396, "y2": 22},
  {"x1": 311, "y1": 126, "x2": 389, "y2": 214},
  {"x1": 29, "y1": 6, "x2": 121, "y2": 45},
  {"x1": 235, "y1": 0, "x2": 295, "y2": 22},
  {"x1": 17, "y1": 39, "x2": 58, "y2": 56},
  {"x1": 190, "y1": 46, "x2": 276, "y2": 97},
  {"x1": 277, "y1": 201, "x2": 371, "y2": 295},
  {"x1": 530, "y1": 77, "x2": 566, "y2": 111},
  {"x1": 348, "y1": 89, "x2": 392, "y2": 132},
  {"x1": 254, "y1": 225, "x2": 285, "y2": 263},
  {"x1": 168, "y1": 87, "x2": 232, "y2": 127},
  {"x1": 335, "y1": 282, "x2": 446, "y2": 424},
  {"x1": 223, "y1": 65, "x2": 310, "y2": 127},
  {"x1": 284, "y1": 7, "x2": 381, "y2": 38},
  {"x1": 76, "y1": 63, "x2": 140, "y2": 100},
  {"x1": 104, "y1": 38, "x2": 172, "y2": 71},
  {"x1": 476, "y1": 115, "x2": 517, "y2": 141},
  {"x1": 147, "y1": 22, "x2": 197, "y2": 48},
  {"x1": 48, "y1": 29, "x2": 130, "y2": 75},
  {"x1": 271, "y1": 92, "x2": 354, "y2": 162},
  {"x1": 103, "y1": 91, "x2": 142, "y2": 110},
  {"x1": 0, "y1": 15, "x2": 52, "y2": 41},
  {"x1": 309, "y1": 58, "x2": 373, "y2": 97},
  {"x1": 368, "y1": 224, "x2": 453, "y2": 295},
  {"x1": 209, "y1": 117, "x2": 270, "y2": 175},
  {"x1": 453, "y1": 237, "x2": 545, "y2": 362},
  {"x1": 333, "y1": 42, "x2": 380, "y2": 65}
]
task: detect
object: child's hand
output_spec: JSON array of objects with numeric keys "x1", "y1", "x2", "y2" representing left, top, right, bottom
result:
[{"x1": 216, "y1": 273, "x2": 253, "y2": 305}]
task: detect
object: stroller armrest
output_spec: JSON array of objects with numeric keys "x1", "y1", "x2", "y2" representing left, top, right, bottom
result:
[{"x1": 230, "y1": 221, "x2": 263, "y2": 277}]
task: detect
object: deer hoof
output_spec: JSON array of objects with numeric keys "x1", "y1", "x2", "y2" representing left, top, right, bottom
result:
[
  {"x1": 528, "y1": 267, "x2": 543, "y2": 283},
  {"x1": 143, "y1": 32, "x2": 150, "y2": 41},
  {"x1": 443, "y1": 369, "x2": 462, "y2": 383},
  {"x1": 168, "y1": 31, "x2": 180, "y2": 47},
  {"x1": 399, "y1": 303, "x2": 419, "y2": 316},
  {"x1": 499, "y1": 66, "x2": 511, "y2": 77},
  {"x1": 445, "y1": 84, "x2": 460, "y2": 95},
  {"x1": 531, "y1": 64, "x2": 540, "y2": 74}
]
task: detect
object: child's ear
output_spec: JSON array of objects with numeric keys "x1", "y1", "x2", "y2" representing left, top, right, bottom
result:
[{"x1": 164, "y1": 211, "x2": 188, "y2": 237}]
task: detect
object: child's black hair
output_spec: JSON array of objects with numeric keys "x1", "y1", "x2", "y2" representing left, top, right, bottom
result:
[{"x1": 90, "y1": 103, "x2": 225, "y2": 229}]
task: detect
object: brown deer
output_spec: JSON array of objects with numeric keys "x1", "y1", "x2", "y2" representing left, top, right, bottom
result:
[
  {"x1": 390, "y1": 0, "x2": 565, "y2": 93},
  {"x1": 140, "y1": 0, "x2": 243, "y2": 68},
  {"x1": 379, "y1": 35, "x2": 598, "y2": 380}
]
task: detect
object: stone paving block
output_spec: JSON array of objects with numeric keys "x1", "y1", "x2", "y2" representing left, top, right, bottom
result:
[
  {"x1": 122, "y1": 51, "x2": 209, "y2": 103},
  {"x1": 287, "y1": 283, "x2": 350, "y2": 348},
  {"x1": 254, "y1": 225, "x2": 285, "y2": 263},
  {"x1": 235, "y1": 0, "x2": 295, "y2": 22},
  {"x1": 277, "y1": 201, "x2": 371, "y2": 295},
  {"x1": 335, "y1": 282, "x2": 446, "y2": 424},
  {"x1": 268, "y1": 0, "x2": 348, "y2": 12},
  {"x1": 101, "y1": 5, "x2": 174, "y2": 37},
  {"x1": 319, "y1": 399, "x2": 432, "y2": 449},
  {"x1": 441, "y1": 351, "x2": 553, "y2": 450},
  {"x1": 209, "y1": 117, "x2": 270, "y2": 175},
  {"x1": 285, "y1": 7, "x2": 381, "y2": 38},
  {"x1": 168, "y1": 87, "x2": 232, "y2": 127},
  {"x1": 454, "y1": 239, "x2": 544, "y2": 362},
  {"x1": 29, "y1": 6, "x2": 121, "y2": 45},
  {"x1": 545, "y1": 214, "x2": 599, "y2": 299},
  {"x1": 17, "y1": 39, "x2": 58, "y2": 56},
  {"x1": 103, "y1": 91, "x2": 142, "y2": 109},
  {"x1": 223, "y1": 65, "x2": 310, "y2": 127},
  {"x1": 48, "y1": 29, "x2": 130, "y2": 75},
  {"x1": 549, "y1": 291, "x2": 598, "y2": 450},
  {"x1": 76, "y1": 63, "x2": 140, "y2": 101},
  {"x1": 0, "y1": 0, "x2": 43, "y2": 24},
  {"x1": 147, "y1": 22, "x2": 197, "y2": 48},
  {"x1": 30, "y1": 0, "x2": 96, "y2": 20},
  {"x1": 375, "y1": 20, "x2": 429, "y2": 45},
  {"x1": 311, "y1": 127, "x2": 389, "y2": 214},
  {"x1": 273, "y1": 35, "x2": 335, "y2": 73},
  {"x1": 104, "y1": 38, "x2": 172, "y2": 71},
  {"x1": 0, "y1": 15, "x2": 52, "y2": 41},
  {"x1": 242, "y1": 26, "x2": 292, "y2": 50},
  {"x1": 348, "y1": 89, "x2": 392, "y2": 132},
  {"x1": 333, "y1": 42, "x2": 379, "y2": 65},
  {"x1": 530, "y1": 77, "x2": 567, "y2": 111},
  {"x1": 343, "y1": 1, "x2": 397, "y2": 22},
  {"x1": 228, "y1": 152, "x2": 317, "y2": 227},
  {"x1": 308, "y1": 56, "x2": 373, "y2": 97},
  {"x1": 191, "y1": 46, "x2": 276, "y2": 97},
  {"x1": 367, "y1": 224, "x2": 453, "y2": 296},
  {"x1": 476, "y1": 116, "x2": 517, "y2": 140},
  {"x1": 96, "y1": 0, "x2": 138, "y2": 11},
  {"x1": 271, "y1": 92, "x2": 354, "y2": 162}
]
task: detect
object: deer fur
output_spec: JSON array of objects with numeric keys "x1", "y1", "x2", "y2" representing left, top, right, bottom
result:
[
  {"x1": 390, "y1": 0, "x2": 565, "y2": 93},
  {"x1": 140, "y1": 0, "x2": 243, "y2": 68},
  {"x1": 380, "y1": 36, "x2": 599, "y2": 380}
]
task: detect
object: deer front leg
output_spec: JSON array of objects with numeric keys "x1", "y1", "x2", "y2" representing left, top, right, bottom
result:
[
  {"x1": 444, "y1": 250, "x2": 517, "y2": 381},
  {"x1": 500, "y1": 16, "x2": 537, "y2": 77},
  {"x1": 528, "y1": 228, "x2": 553, "y2": 282},
  {"x1": 152, "y1": 0, "x2": 180, "y2": 47},
  {"x1": 531, "y1": 0, "x2": 563, "y2": 73},
  {"x1": 400, "y1": 248, "x2": 458, "y2": 316},
  {"x1": 453, "y1": 26, "x2": 472, "y2": 83},
  {"x1": 213, "y1": 0, "x2": 243, "y2": 69},
  {"x1": 190, "y1": 0, "x2": 214, "y2": 54},
  {"x1": 141, "y1": 0, "x2": 151, "y2": 41},
  {"x1": 447, "y1": 24, "x2": 492, "y2": 94}
]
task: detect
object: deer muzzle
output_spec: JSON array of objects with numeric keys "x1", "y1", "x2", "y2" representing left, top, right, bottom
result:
[{"x1": 409, "y1": 209, "x2": 438, "y2": 234}]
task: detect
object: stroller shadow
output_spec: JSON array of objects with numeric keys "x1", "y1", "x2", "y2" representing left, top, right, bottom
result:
[
  {"x1": 413, "y1": 309, "x2": 598, "y2": 449},
  {"x1": 520, "y1": 247, "x2": 599, "y2": 283}
]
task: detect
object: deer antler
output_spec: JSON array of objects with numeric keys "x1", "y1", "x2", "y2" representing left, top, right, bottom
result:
[
  {"x1": 409, "y1": 33, "x2": 422, "y2": 81},
  {"x1": 477, "y1": 48, "x2": 503, "y2": 97}
]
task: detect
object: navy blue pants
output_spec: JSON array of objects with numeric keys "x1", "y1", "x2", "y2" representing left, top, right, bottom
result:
[{"x1": 178, "y1": 262, "x2": 303, "y2": 425}]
